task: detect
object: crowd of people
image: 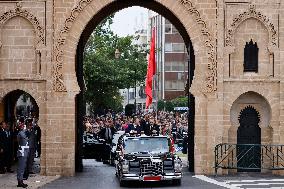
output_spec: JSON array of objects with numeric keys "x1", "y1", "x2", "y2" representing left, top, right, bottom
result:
[
  {"x1": 0, "y1": 117, "x2": 41, "y2": 188},
  {"x1": 84, "y1": 110, "x2": 188, "y2": 144}
]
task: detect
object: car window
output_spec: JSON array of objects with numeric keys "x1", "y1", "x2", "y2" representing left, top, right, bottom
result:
[{"x1": 124, "y1": 137, "x2": 169, "y2": 154}]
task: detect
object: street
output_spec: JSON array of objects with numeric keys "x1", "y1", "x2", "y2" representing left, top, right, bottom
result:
[
  {"x1": 41, "y1": 160, "x2": 284, "y2": 189},
  {"x1": 41, "y1": 159, "x2": 224, "y2": 189}
]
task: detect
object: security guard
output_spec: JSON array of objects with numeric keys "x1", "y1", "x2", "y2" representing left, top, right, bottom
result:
[{"x1": 16, "y1": 121, "x2": 29, "y2": 188}]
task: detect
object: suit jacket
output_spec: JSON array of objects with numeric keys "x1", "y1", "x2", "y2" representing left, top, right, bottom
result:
[
  {"x1": 99, "y1": 127, "x2": 116, "y2": 143},
  {"x1": 0, "y1": 128, "x2": 13, "y2": 152},
  {"x1": 125, "y1": 124, "x2": 143, "y2": 134},
  {"x1": 141, "y1": 121, "x2": 151, "y2": 136}
]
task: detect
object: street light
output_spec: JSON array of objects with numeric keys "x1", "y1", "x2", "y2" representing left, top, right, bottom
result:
[{"x1": 115, "y1": 48, "x2": 121, "y2": 59}]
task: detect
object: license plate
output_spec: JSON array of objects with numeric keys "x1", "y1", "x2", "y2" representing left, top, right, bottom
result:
[{"x1": 143, "y1": 176, "x2": 161, "y2": 181}]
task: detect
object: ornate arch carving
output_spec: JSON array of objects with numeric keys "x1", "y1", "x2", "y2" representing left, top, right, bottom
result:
[
  {"x1": 229, "y1": 91, "x2": 272, "y2": 129},
  {"x1": 226, "y1": 5, "x2": 277, "y2": 48},
  {"x1": 0, "y1": 3, "x2": 45, "y2": 46},
  {"x1": 238, "y1": 105, "x2": 260, "y2": 124},
  {"x1": 53, "y1": 0, "x2": 217, "y2": 93},
  {"x1": 179, "y1": 0, "x2": 217, "y2": 93},
  {"x1": 53, "y1": 0, "x2": 92, "y2": 92}
]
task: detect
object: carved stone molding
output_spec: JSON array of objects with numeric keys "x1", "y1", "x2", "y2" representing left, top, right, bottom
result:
[
  {"x1": 0, "y1": 3, "x2": 45, "y2": 45},
  {"x1": 226, "y1": 5, "x2": 277, "y2": 48},
  {"x1": 53, "y1": 0, "x2": 93, "y2": 92},
  {"x1": 53, "y1": 0, "x2": 217, "y2": 93},
  {"x1": 179, "y1": 0, "x2": 217, "y2": 93}
]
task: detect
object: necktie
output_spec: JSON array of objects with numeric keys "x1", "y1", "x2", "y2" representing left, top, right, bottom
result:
[
  {"x1": 108, "y1": 128, "x2": 111, "y2": 139},
  {"x1": 105, "y1": 128, "x2": 109, "y2": 140}
]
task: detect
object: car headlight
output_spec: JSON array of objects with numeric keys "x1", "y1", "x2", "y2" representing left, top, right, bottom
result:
[
  {"x1": 174, "y1": 159, "x2": 182, "y2": 172},
  {"x1": 122, "y1": 160, "x2": 129, "y2": 173}
]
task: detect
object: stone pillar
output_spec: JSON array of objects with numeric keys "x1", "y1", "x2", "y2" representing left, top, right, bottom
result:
[
  {"x1": 44, "y1": 92, "x2": 76, "y2": 176},
  {"x1": 194, "y1": 95, "x2": 208, "y2": 174}
]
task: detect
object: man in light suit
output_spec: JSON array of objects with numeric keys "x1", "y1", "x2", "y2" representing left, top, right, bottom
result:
[{"x1": 16, "y1": 121, "x2": 29, "y2": 188}]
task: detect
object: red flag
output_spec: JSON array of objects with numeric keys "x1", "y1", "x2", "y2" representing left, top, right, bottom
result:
[{"x1": 145, "y1": 28, "x2": 156, "y2": 109}]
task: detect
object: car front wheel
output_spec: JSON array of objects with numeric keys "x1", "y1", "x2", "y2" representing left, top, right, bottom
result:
[
  {"x1": 172, "y1": 179, "x2": 181, "y2": 186},
  {"x1": 119, "y1": 179, "x2": 128, "y2": 187}
]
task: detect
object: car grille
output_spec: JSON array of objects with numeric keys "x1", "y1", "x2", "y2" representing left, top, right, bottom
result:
[{"x1": 140, "y1": 160, "x2": 163, "y2": 176}]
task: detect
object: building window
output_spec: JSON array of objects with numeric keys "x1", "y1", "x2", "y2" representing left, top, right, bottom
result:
[
  {"x1": 129, "y1": 92, "x2": 135, "y2": 100},
  {"x1": 172, "y1": 26, "x2": 178, "y2": 34},
  {"x1": 244, "y1": 39, "x2": 258, "y2": 72},
  {"x1": 165, "y1": 62, "x2": 172, "y2": 71},
  {"x1": 172, "y1": 43, "x2": 185, "y2": 52},
  {"x1": 165, "y1": 24, "x2": 172, "y2": 33},
  {"x1": 165, "y1": 43, "x2": 172, "y2": 52}
]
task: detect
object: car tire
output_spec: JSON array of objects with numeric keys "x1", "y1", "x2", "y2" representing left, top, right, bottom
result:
[
  {"x1": 172, "y1": 179, "x2": 181, "y2": 186},
  {"x1": 119, "y1": 180, "x2": 128, "y2": 187}
]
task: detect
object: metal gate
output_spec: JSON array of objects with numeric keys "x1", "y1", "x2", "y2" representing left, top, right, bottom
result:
[
  {"x1": 237, "y1": 106, "x2": 261, "y2": 172},
  {"x1": 215, "y1": 144, "x2": 284, "y2": 174}
]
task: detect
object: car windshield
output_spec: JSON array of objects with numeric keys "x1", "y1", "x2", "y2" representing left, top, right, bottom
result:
[{"x1": 124, "y1": 137, "x2": 169, "y2": 154}]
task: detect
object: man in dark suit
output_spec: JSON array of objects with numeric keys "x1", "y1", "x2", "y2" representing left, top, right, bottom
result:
[
  {"x1": 33, "y1": 119, "x2": 41, "y2": 158},
  {"x1": 141, "y1": 115, "x2": 151, "y2": 136},
  {"x1": 125, "y1": 118, "x2": 143, "y2": 134},
  {"x1": 99, "y1": 119, "x2": 116, "y2": 143},
  {"x1": 0, "y1": 122, "x2": 5, "y2": 174},
  {"x1": 99, "y1": 119, "x2": 116, "y2": 163},
  {"x1": 0, "y1": 121, "x2": 14, "y2": 173}
]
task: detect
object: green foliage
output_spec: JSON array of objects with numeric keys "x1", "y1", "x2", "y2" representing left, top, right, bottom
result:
[
  {"x1": 157, "y1": 100, "x2": 165, "y2": 111},
  {"x1": 159, "y1": 96, "x2": 188, "y2": 112},
  {"x1": 165, "y1": 101, "x2": 174, "y2": 112},
  {"x1": 171, "y1": 96, "x2": 188, "y2": 107},
  {"x1": 83, "y1": 16, "x2": 147, "y2": 114}
]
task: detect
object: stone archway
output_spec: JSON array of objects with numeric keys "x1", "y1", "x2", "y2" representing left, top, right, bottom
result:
[
  {"x1": 229, "y1": 91, "x2": 272, "y2": 145},
  {"x1": 74, "y1": 1, "x2": 198, "y2": 173},
  {"x1": 47, "y1": 0, "x2": 221, "y2": 176},
  {"x1": 0, "y1": 89, "x2": 41, "y2": 174},
  {"x1": 52, "y1": 0, "x2": 217, "y2": 94}
]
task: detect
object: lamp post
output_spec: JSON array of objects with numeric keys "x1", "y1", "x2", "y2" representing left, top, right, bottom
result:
[
  {"x1": 114, "y1": 48, "x2": 121, "y2": 113},
  {"x1": 133, "y1": 57, "x2": 138, "y2": 115},
  {"x1": 115, "y1": 48, "x2": 121, "y2": 59},
  {"x1": 134, "y1": 67, "x2": 137, "y2": 114}
]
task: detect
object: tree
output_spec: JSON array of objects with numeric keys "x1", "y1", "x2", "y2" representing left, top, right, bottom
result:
[
  {"x1": 157, "y1": 100, "x2": 165, "y2": 111},
  {"x1": 165, "y1": 101, "x2": 174, "y2": 112},
  {"x1": 83, "y1": 16, "x2": 147, "y2": 114},
  {"x1": 171, "y1": 96, "x2": 188, "y2": 107}
]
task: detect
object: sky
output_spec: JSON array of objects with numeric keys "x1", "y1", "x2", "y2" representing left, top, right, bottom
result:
[{"x1": 110, "y1": 6, "x2": 149, "y2": 37}]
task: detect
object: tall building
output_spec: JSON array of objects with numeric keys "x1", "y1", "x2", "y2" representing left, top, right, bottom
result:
[{"x1": 148, "y1": 11, "x2": 188, "y2": 103}]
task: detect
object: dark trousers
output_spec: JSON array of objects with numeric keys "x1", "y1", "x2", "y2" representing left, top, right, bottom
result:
[
  {"x1": 102, "y1": 143, "x2": 111, "y2": 161},
  {"x1": 3, "y1": 149, "x2": 13, "y2": 170},
  {"x1": 0, "y1": 152, "x2": 5, "y2": 172}
]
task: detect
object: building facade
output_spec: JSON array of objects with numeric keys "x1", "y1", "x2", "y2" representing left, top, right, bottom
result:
[
  {"x1": 0, "y1": 0, "x2": 283, "y2": 176},
  {"x1": 149, "y1": 12, "x2": 188, "y2": 101}
]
